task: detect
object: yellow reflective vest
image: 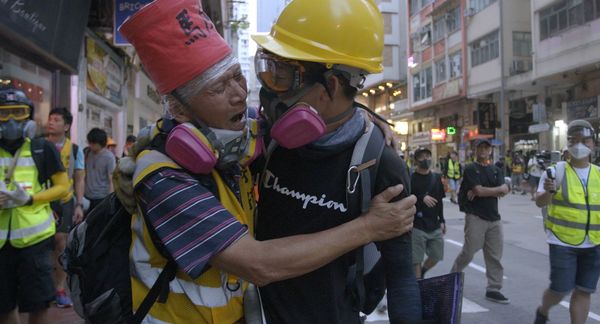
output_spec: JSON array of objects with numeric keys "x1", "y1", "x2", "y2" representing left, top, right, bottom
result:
[
  {"x1": 130, "y1": 149, "x2": 255, "y2": 323},
  {"x1": 0, "y1": 139, "x2": 55, "y2": 249},
  {"x1": 447, "y1": 159, "x2": 461, "y2": 180},
  {"x1": 546, "y1": 163, "x2": 600, "y2": 245}
]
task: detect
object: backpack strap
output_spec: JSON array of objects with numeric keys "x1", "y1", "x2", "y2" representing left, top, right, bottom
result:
[
  {"x1": 30, "y1": 138, "x2": 50, "y2": 185},
  {"x1": 130, "y1": 259, "x2": 178, "y2": 324},
  {"x1": 345, "y1": 121, "x2": 385, "y2": 312}
]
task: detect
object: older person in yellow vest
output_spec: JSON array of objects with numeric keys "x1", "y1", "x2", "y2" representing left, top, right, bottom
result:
[
  {"x1": 118, "y1": 1, "x2": 416, "y2": 322},
  {"x1": 534, "y1": 119, "x2": 600, "y2": 324},
  {"x1": 0, "y1": 88, "x2": 68, "y2": 324}
]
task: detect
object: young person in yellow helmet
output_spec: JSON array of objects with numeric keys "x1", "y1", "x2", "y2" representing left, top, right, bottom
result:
[
  {"x1": 534, "y1": 119, "x2": 600, "y2": 324},
  {"x1": 118, "y1": 0, "x2": 417, "y2": 323},
  {"x1": 252, "y1": 0, "x2": 422, "y2": 322},
  {"x1": 0, "y1": 88, "x2": 69, "y2": 324}
]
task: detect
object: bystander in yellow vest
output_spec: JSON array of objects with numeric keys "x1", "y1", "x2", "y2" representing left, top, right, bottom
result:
[
  {"x1": 0, "y1": 139, "x2": 55, "y2": 248},
  {"x1": 546, "y1": 164, "x2": 600, "y2": 245},
  {"x1": 447, "y1": 159, "x2": 461, "y2": 180},
  {"x1": 130, "y1": 149, "x2": 255, "y2": 323}
]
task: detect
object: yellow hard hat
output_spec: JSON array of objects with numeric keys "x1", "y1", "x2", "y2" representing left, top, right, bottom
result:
[
  {"x1": 107, "y1": 137, "x2": 116, "y2": 147},
  {"x1": 252, "y1": 0, "x2": 384, "y2": 74}
]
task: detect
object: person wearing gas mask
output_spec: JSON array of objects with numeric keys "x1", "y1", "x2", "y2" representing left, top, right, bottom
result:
[
  {"x1": 453, "y1": 139, "x2": 510, "y2": 304},
  {"x1": 534, "y1": 119, "x2": 600, "y2": 324},
  {"x1": 411, "y1": 148, "x2": 446, "y2": 279},
  {"x1": 251, "y1": 0, "x2": 421, "y2": 322},
  {"x1": 118, "y1": 1, "x2": 416, "y2": 323},
  {"x1": 0, "y1": 88, "x2": 69, "y2": 324}
]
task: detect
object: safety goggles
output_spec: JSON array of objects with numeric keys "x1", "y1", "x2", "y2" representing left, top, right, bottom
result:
[
  {"x1": 0, "y1": 105, "x2": 30, "y2": 122},
  {"x1": 568, "y1": 126, "x2": 595, "y2": 144},
  {"x1": 255, "y1": 48, "x2": 306, "y2": 93}
]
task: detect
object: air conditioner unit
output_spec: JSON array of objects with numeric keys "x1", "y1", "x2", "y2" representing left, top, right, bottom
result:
[
  {"x1": 464, "y1": 8, "x2": 475, "y2": 17},
  {"x1": 510, "y1": 59, "x2": 532, "y2": 75}
]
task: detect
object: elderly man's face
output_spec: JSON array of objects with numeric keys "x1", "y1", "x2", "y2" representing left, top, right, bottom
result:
[{"x1": 188, "y1": 64, "x2": 248, "y2": 130}]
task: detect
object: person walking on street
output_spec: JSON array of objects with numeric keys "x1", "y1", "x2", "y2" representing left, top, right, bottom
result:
[
  {"x1": 447, "y1": 151, "x2": 462, "y2": 204},
  {"x1": 84, "y1": 128, "x2": 115, "y2": 212},
  {"x1": 511, "y1": 152, "x2": 526, "y2": 194},
  {"x1": 0, "y1": 88, "x2": 69, "y2": 324},
  {"x1": 528, "y1": 151, "x2": 543, "y2": 201},
  {"x1": 122, "y1": 135, "x2": 136, "y2": 157},
  {"x1": 117, "y1": 1, "x2": 416, "y2": 322},
  {"x1": 534, "y1": 119, "x2": 600, "y2": 324},
  {"x1": 411, "y1": 147, "x2": 446, "y2": 279},
  {"x1": 46, "y1": 107, "x2": 85, "y2": 308},
  {"x1": 452, "y1": 138, "x2": 510, "y2": 304}
]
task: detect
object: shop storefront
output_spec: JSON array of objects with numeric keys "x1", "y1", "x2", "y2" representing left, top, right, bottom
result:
[
  {"x1": 0, "y1": 1, "x2": 91, "y2": 132},
  {"x1": 81, "y1": 31, "x2": 127, "y2": 154}
]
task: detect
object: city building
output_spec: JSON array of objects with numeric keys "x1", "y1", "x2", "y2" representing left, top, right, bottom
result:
[{"x1": 358, "y1": 0, "x2": 411, "y2": 154}]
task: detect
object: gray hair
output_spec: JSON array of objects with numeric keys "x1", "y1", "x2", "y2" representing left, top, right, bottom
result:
[{"x1": 162, "y1": 53, "x2": 239, "y2": 114}]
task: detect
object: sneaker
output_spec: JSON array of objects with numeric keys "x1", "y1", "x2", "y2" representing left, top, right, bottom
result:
[
  {"x1": 534, "y1": 307, "x2": 548, "y2": 324},
  {"x1": 56, "y1": 291, "x2": 73, "y2": 308},
  {"x1": 485, "y1": 291, "x2": 510, "y2": 304}
]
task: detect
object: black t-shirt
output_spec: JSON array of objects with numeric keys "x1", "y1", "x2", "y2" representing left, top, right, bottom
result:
[
  {"x1": 460, "y1": 162, "x2": 504, "y2": 221},
  {"x1": 411, "y1": 172, "x2": 445, "y2": 232},
  {"x1": 37, "y1": 139, "x2": 65, "y2": 184},
  {"x1": 256, "y1": 141, "x2": 413, "y2": 324}
]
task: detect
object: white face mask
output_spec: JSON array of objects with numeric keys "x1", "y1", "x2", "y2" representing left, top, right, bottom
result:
[{"x1": 568, "y1": 143, "x2": 592, "y2": 160}]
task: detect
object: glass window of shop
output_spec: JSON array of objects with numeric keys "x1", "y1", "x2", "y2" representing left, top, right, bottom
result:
[{"x1": 0, "y1": 48, "x2": 52, "y2": 123}]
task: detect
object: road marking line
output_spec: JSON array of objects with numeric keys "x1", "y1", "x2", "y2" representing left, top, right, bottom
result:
[
  {"x1": 444, "y1": 239, "x2": 508, "y2": 279},
  {"x1": 462, "y1": 297, "x2": 488, "y2": 313},
  {"x1": 560, "y1": 301, "x2": 600, "y2": 322}
]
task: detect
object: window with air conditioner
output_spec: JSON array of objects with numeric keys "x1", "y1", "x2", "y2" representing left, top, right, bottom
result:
[
  {"x1": 412, "y1": 67, "x2": 432, "y2": 102},
  {"x1": 512, "y1": 32, "x2": 531, "y2": 57},
  {"x1": 450, "y1": 51, "x2": 462, "y2": 78},
  {"x1": 435, "y1": 58, "x2": 446, "y2": 84},
  {"x1": 470, "y1": 31, "x2": 499, "y2": 67},
  {"x1": 539, "y1": 0, "x2": 600, "y2": 40},
  {"x1": 469, "y1": 0, "x2": 497, "y2": 14}
]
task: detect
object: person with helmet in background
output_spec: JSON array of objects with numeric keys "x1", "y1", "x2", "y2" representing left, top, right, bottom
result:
[
  {"x1": 117, "y1": 0, "x2": 416, "y2": 322},
  {"x1": 46, "y1": 107, "x2": 85, "y2": 308},
  {"x1": 252, "y1": 0, "x2": 421, "y2": 322},
  {"x1": 534, "y1": 120, "x2": 600, "y2": 324},
  {"x1": 0, "y1": 88, "x2": 69, "y2": 324}
]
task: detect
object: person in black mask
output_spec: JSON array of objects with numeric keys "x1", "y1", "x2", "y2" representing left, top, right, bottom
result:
[
  {"x1": 411, "y1": 147, "x2": 446, "y2": 279},
  {"x1": 0, "y1": 88, "x2": 68, "y2": 324}
]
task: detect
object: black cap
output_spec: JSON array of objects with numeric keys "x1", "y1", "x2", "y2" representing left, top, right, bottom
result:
[
  {"x1": 414, "y1": 147, "x2": 432, "y2": 159},
  {"x1": 474, "y1": 138, "x2": 492, "y2": 147}
]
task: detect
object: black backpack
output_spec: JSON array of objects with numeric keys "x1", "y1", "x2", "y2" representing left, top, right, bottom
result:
[{"x1": 63, "y1": 184, "x2": 177, "y2": 324}]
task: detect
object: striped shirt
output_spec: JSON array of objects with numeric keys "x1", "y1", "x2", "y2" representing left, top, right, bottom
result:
[{"x1": 136, "y1": 168, "x2": 248, "y2": 279}]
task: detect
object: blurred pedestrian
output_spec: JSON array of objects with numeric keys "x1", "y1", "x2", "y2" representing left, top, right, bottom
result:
[
  {"x1": 122, "y1": 135, "x2": 136, "y2": 157},
  {"x1": 511, "y1": 152, "x2": 525, "y2": 194},
  {"x1": 84, "y1": 128, "x2": 115, "y2": 212},
  {"x1": 46, "y1": 107, "x2": 85, "y2": 308},
  {"x1": 446, "y1": 151, "x2": 462, "y2": 204},
  {"x1": 453, "y1": 139, "x2": 510, "y2": 304},
  {"x1": 528, "y1": 150, "x2": 543, "y2": 201},
  {"x1": 411, "y1": 147, "x2": 446, "y2": 279}
]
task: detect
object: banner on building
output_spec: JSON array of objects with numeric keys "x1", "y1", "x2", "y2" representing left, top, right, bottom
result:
[
  {"x1": 86, "y1": 35, "x2": 124, "y2": 105},
  {"x1": 566, "y1": 96, "x2": 599, "y2": 121},
  {"x1": 113, "y1": 0, "x2": 152, "y2": 46}
]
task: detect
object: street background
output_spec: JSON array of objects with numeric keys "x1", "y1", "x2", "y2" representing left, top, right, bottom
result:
[{"x1": 367, "y1": 193, "x2": 600, "y2": 324}]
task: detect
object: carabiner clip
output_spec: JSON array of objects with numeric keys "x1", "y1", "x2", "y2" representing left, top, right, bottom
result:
[{"x1": 346, "y1": 165, "x2": 360, "y2": 194}]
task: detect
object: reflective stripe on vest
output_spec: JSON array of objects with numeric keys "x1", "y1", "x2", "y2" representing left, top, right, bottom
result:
[
  {"x1": 447, "y1": 159, "x2": 460, "y2": 179},
  {"x1": 546, "y1": 164, "x2": 600, "y2": 245},
  {"x1": 131, "y1": 149, "x2": 255, "y2": 323},
  {"x1": 0, "y1": 139, "x2": 55, "y2": 248}
]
